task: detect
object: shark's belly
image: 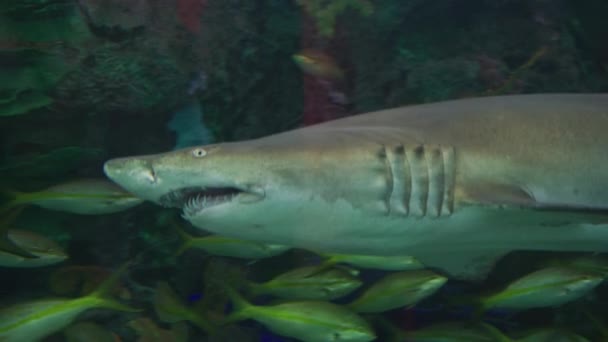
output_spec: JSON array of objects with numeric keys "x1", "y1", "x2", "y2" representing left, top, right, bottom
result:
[
  {"x1": 190, "y1": 197, "x2": 608, "y2": 256},
  {"x1": 189, "y1": 200, "x2": 608, "y2": 280}
]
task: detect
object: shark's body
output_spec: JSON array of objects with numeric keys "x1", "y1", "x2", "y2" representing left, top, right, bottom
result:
[{"x1": 104, "y1": 94, "x2": 608, "y2": 279}]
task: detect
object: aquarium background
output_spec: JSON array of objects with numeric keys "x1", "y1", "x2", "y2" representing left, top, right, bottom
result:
[{"x1": 1, "y1": 0, "x2": 607, "y2": 341}]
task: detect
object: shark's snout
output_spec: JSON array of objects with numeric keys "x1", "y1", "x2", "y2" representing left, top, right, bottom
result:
[
  {"x1": 104, "y1": 157, "x2": 156, "y2": 184},
  {"x1": 103, "y1": 157, "x2": 159, "y2": 200}
]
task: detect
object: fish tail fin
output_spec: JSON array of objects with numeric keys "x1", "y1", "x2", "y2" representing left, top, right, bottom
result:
[
  {"x1": 0, "y1": 189, "x2": 26, "y2": 216},
  {"x1": 223, "y1": 285, "x2": 254, "y2": 324},
  {"x1": 153, "y1": 281, "x2": 216, "y2": 334},
  {"x1": 172, "y1": 222, "x2": 193, "y2": 256},
  {"x1": 244, "y1": 280, "x2": 264, "y2": 297},
  {"x1": 478, "y1": 322, "x2": 513, "y2": 342},
  {"x1": 189, "y1": 313, "x2": 217, "y2": 335},
  {"x1": 89, "y1": 260, "x2": 141, "y2": 313},
  {"x1": 582, "y1": 307, "x2": 608, "y2": 338},
  {"x1": 0, "y1": 206, "x2": 38, "y2": 258},
  {"x1": 303, "y1": 260, "x2": 336, "y2": 278}
]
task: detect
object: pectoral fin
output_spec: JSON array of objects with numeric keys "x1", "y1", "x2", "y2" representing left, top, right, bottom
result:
[{"x1": 464, "y1": 182, "x2": 536, "y2": 207}]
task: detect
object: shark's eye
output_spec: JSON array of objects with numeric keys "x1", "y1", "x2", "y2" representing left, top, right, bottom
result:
[{"x1": 191, "y1": 148, "x2": 207, "y2": 158}]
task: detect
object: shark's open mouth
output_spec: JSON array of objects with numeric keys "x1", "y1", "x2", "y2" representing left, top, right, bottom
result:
[{"x1": 160, "y1": 187, "x2": 244, "y2": 215}]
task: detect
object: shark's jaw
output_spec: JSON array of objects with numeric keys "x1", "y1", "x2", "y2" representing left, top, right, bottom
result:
[
  {"x1": 159, "y1": 186, "x2": 261, "y2": 217},
  {"x1": 102, "y1": 146, "x2": 267, "y2": 220}
]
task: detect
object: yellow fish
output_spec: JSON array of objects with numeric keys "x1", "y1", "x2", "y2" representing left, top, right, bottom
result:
[
  {"x1": 0, "y1": 229, "x2": 67, "y2": 267},
  {"x1": 292, "y1": 49, "x2": 344, "y2": 81},
  {"x1": 1, "y1": 178, "x2": 144, "y2": 215},
  {"x1": 0, "y1": 262, "x2": 139, "y2": 342}
]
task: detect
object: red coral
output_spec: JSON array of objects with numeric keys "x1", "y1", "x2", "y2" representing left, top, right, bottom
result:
[{"x1": 177, "y1": 0, "x2": 207, "y2": 33}]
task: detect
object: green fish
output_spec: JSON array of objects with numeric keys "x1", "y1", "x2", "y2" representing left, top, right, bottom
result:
[
  {"x1": 0, "y1": 262, "x2": 139, "y2": 342},
  {"x1": 549, "y1": 255, "x2": 608, "y2": 277},
  {"x1": 316, "y1": 253, "x2": 424, "y2": 271},
  {"x1": 0, "y1": 206, "x2": 42, "y2": 259},
  {"x1": 153, "y1": 281, "x2": 215, "y2": 334},
  {"x1": 175, "y1": 225, "x2": 290, "y2": 259},
  {"x1": 515, "y1": 328, "x2": 590, "y2": 342},
  {"x1": 0, "y1": 229, "x2": 67, "y2": 267},
  {"x1": 481, "y1": 267, "x2": 605, "y2": 311},
  {"x1": 395, "y1": 322, "x2": 511, "y2": 342},
  {"x1": 225, "y1": 287, "x2": 376, "y2": 342},
  {"x1": 246, "y1": 265, "x2": 362, "y2": 300},
  {"x1": 348, "y1": 270, "x2": 447, "y2": 313},
  {"x1": 1, "y1": 178, "x2": 144, "y2": 215}
]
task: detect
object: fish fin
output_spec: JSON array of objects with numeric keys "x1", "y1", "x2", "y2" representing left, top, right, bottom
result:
[
  {"x1": 97, "y1": 297, "x2": 142, "y2": 313},
  {"x1": 89, "y1": 261, "x2": 131, "y2": 299},
  {"x1": 582, "y1": 307, "x2": 608, "y2": 338},
  {"x1": 0, "y1": 189, "x2": 25, "y2": 216},
  {"x1": 188, "y1": 313, "x2": 216, "y2": 335},
  {"x1": 477, "y1": 322, "x2": 513, "y2": 342},
  {"x1": 414, "y1": 249, "x2": 509, "y2": 281},
  {"x1": 172, "y1": 223, "x2": 193, "y2": 256},
  {"x1": 0, "y1": 206, "x2": 39, "y2": 258},
  {"x1": 464, "y1": 182, "x2": 536, "y2": 207},
  {"x1": 222, "y1": 285, "x2": 254, "y2": 324},
  {"x1": 154, "y1": 281, "x2": 188, "y2": 323},
  {"x1": 303, "y1": 260, "x2": 336, "y2": 278},
  {"x1": 244, "y1": 280, "x2": 264, "y2": 297},
  {"x1": 89, "y1": 261, "x2": 141, "y2": 312},
  {"x1": 153, "y1": 281, "x2": 216, "y2": 334}
]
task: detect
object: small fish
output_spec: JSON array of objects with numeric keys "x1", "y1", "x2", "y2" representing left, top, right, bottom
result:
[
  {"x1": 396, "y1": 321, "x2": 511, "y2": 342},
  {"x1": 153, "y1": 281, "x2": 215, "y2": 334},
  {"x1": 175, "y1": 225, "x2": 290, "y2": 259},
  {"x1": 0, "y1": 262, "x2": 139, "y2": 342},
  {"x1": 481, "y1": 267, "x2": 605, "y2": 311},
  {"x1": 0, "y1": 229, "x2": 67, "y2": 267},
  {"x1": 549, "y1": 255, "x2": 608, "y2": 277},
  {"x1": 246, "y1": 265, "x2": 362, "y2": 301},
  {"x1": 516, "y1": 328, "x2": 590, "y2": 342},
  {"x1": 292, "y1": 49, "x2": 344, "y2": 81},
  {"x1": 1, "y1": 178, "x2": 144, "y2": 215},
  {"x1": 348, "y1": 270, "x2": 447, "y2": 313},
  {"x1": 224, "y1": 287, "x2": 376, "y2": 342},
  {"x1": 64, "y1": 322, "x2": 122, "y2": 342},
  {"x1": 0, "y1": 206, "x2": 44, "y2": 259},
  {"x1": 49, "y1": 265, "x2": 128, "y2": 297},
  {"x1": 313, "y1": 253, "x2": 425, "y2": 273}
]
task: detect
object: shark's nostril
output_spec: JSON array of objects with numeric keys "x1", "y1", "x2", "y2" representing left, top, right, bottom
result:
[{"x1": 145, "y1": 166, "x2": 157, "y2": 184}]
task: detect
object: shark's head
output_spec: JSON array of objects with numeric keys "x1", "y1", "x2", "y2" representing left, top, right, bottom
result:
[
  {"x1": 103, "y1": 142, "x2": 268, "y2": 215},
  {"x1": 103, "y1": 130, "x2": 393, "y2": 248}
]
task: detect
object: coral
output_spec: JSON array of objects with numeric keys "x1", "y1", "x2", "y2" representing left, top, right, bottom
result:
[
  {"x1": 0, "y1": 0, "x2": 91, "y2": 116},
  {"x1": 406, "y1": 58, "x2": 480, "y2": 102},
  {"x1": 176, "y1": 0, "x2": 208, "y2": 33},
  {"x1": 78, "y1": 0, "x2": 147, "y2": 31},
  {"x1": 54, "y1": 41, "x2": 191, "y2": 115},
  {"x1": 0, "y1": 146, "x2": 104, "y2": 182},
  {"x1": 296, "y1": 0, "x2": 373, "y2": 37},
  {"x1": 0, "y1": 90, "x2": 52, "y2": 117}
]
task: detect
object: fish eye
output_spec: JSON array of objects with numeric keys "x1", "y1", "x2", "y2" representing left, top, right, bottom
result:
[{"x1": 191, "y1": 148, "x2": 207, "y2": 158}]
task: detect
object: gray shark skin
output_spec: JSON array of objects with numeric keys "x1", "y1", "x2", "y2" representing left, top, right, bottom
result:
[{"x1": 104, "y1": 94, "x2": 608, "y2": 280}]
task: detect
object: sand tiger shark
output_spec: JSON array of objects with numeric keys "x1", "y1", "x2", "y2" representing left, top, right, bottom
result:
[{"x1": 104, "y1": 94, "x2": 608, "y2": 280}]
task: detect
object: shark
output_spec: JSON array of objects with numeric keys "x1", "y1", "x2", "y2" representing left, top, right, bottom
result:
[{"x1": 103, "y1": 93, "x2": 608, "y2": 280}]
